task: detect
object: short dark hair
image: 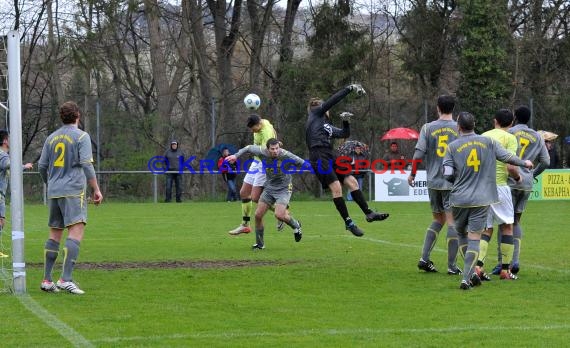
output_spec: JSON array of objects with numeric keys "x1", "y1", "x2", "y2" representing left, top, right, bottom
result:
[
  {"x1": 390, "y1": 141, "x2": 398, "y2": 146},
  {"x1": 494, "y1": 109, "x2": 514, "y2": 128},
  {"x1": 60, "y1": 101, "x2": 80, "y2": 124},
  {"x1": 457, "y1": 111, "x2": 475, "y2": 131},
  {"x1": 514, "y1": 105, "x2": 531, "y2": 124},
  {"x1": 266, "y1": 138, "x2": 280, "y2": 148},
  {"x1": 246, "y1": 114, "x2": 261, "y2": 128},
  {"x1": 437, "y1": 95, "x2": 455, "y2": 114},
  {"x1": 0, "y1": 130, "x2": 8, "y2": 144}
]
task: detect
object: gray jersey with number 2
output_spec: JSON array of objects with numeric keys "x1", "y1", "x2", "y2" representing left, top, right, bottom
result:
[{"x1": 39, "y1": 125, "x2": 94, "y2": 198}]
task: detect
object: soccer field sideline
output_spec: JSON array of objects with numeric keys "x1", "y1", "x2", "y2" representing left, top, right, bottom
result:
[{"x1": 87, "y1": 324, "x2": 570, "y2": 345}]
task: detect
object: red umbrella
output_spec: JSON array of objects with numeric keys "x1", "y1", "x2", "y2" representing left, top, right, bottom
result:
[{"x1": 380, "y1": 127, "x2": 420, "y2": 140}]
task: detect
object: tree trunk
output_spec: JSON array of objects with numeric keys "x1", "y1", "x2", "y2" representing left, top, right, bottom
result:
[
  {"x1": 206, "y1": 0, "x2": 243, "y2": 137},
  {"x1": 246, "y1": 0, "x2": 276, "y2": 90},
  {"x1": 143, "y1": 0, "x2": 172, "y2": 146},
  {"x1": 47, "y1": 0, "x2": 65, "y2": 131},
  {"x1": 270, "y1": 0, "x2": 301, "y2": 127},
  {"x1": 184, "y1": 0, "x2": 214, "y2": 153}
]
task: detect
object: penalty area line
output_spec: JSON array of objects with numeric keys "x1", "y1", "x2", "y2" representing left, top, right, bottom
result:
[
  {"x1": 91, "y1": 324, "x2": 570, "y2": 344},
  {"x1": 18, "y1": 295, "x2": 94, "y2": 348},
  {"x1": 356, "y1": 235, "x2": 570, "y2": 274}
]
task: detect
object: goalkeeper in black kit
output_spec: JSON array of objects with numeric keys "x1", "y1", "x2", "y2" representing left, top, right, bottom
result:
[{"x1": 305, "y1": 84, "x2": 389, "y2": 237}]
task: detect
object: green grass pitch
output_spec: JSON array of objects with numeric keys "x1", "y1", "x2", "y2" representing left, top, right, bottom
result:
[{"x1": 1, "y1": 200, "x2": 569, "y2": 347}]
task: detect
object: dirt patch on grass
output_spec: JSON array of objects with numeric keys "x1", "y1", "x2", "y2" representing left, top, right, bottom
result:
[{"x1": 27, "y1": 260, "x2": 287, "y2": 270}]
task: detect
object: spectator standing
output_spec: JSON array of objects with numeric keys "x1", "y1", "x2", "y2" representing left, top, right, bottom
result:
[
  {"x1": 545, "y1": 140, "x2": 560, "y2": 169},
  {"x1": 383, "y1": 141, "x2": 405, "y2": 165},
  {"x1": 218, "y1": 148, "x2": 239, "y2": 202},
  {"x1": 164, "y1": 140, "x2": 185, "y2": 202}
]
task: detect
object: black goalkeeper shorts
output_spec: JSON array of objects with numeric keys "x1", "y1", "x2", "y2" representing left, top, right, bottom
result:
[{"x1": 309, "y1": 147, "x2": 349, "y2": 189}]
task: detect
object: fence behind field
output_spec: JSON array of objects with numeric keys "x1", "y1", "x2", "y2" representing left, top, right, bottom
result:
[{"x1": 22, "y1": 171, "x2": 376, "y2": 203}]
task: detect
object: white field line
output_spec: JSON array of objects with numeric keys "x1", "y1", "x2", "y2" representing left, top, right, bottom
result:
[
  {"x1": 92, "y1": 324, "x2": 570, "y2": 344},
  {"x1": 357, "y1": 235, "x2": 570, "y2": 274},
  {"x1": 18, "y1": 295, "x2": 94, "y2": 348}
]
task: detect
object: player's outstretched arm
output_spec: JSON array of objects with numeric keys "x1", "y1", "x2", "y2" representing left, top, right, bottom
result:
[
  {"x1": 279, "y1": 150, "x2": 306, "y2": 167},
  {"x1": 329, "y1": 120, "x2": 350, "y2": 139},
  {"x1": 493, "y1": 140, "x2": 531, "y2": 168},
  {"x1": 320, "y1": 86, "x2": 354, "y2": 113},
  {"x1": 227, "y1": 145, "x2": 266, "y2": 163}
]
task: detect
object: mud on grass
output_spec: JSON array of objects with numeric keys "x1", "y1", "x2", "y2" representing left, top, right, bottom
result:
[{"x1": 26, "y1": 260, "x2": 290, "y2": 270}]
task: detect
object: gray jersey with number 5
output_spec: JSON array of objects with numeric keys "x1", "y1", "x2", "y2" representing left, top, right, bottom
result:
[
  {"x1": 414, "y1": 119, "x2": 458, "y2": 189},
  {"x1": 38, "y1": 125, "x2": 94, "y2": 198}
]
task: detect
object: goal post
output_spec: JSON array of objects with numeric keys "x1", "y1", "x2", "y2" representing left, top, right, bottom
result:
[{"x1": 7, "y1": 30, "x2": 26, "y2": 294}]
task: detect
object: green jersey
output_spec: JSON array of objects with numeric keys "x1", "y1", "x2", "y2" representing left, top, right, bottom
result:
[
  {"x1": 38, "y1": 125, "x2": 95, "y2": 198},
  {"x1": 482, "y1": 128, "x2": 518, "y2": 186},
  {"x1": 508, "y1": 124, "x2": 550, "y2": 191},
  {"x1": 443, "y1": 133, "x2": 526, "y2": 207},
  {"x1": 252, "y1": 119, "x2": 277, "y2": 161},
  {"x1": 414, "y1": 119, "x2": 458, "y2": 189}
]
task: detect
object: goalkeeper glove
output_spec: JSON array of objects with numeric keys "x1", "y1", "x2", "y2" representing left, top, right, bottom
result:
[
  {"x1": 339, "y1": 112, "x2": 354, "y2": 121},
  {"x1": 348, "y1": 83, "x2": 366, "y2": 96}
]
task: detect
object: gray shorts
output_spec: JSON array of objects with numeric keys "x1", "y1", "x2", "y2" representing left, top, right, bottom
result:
[
  {"x1": 48, "y1": 195, "x2": 88, "y2": 229},
  {"x1": 511, "y1": 189, "x2": 531, "y2": 214},
  {"x1": 260, "y1": 185, "x2": 292, "y2": 206},
  {"x1": 428, "y1": 189, "x2": 451, "y2": 213},
  {"x1": 452, "y1": 206, "x2": 489, "y2": 236}
]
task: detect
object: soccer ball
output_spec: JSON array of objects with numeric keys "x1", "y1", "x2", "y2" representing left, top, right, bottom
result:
[{"x1": 244, "y1": 93, "x2": 261, "y2": 110}]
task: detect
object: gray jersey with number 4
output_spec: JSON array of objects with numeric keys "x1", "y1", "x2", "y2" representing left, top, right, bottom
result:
[
  {"x1": 414, "y1": 119, "x2": 458, "y2": 189},
  {"x1": 38, "y1": 125, "x2": 94, "y2": 198},
  {"x1": 443, "y1": 133, "x2": 526, "y2": 207}
]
